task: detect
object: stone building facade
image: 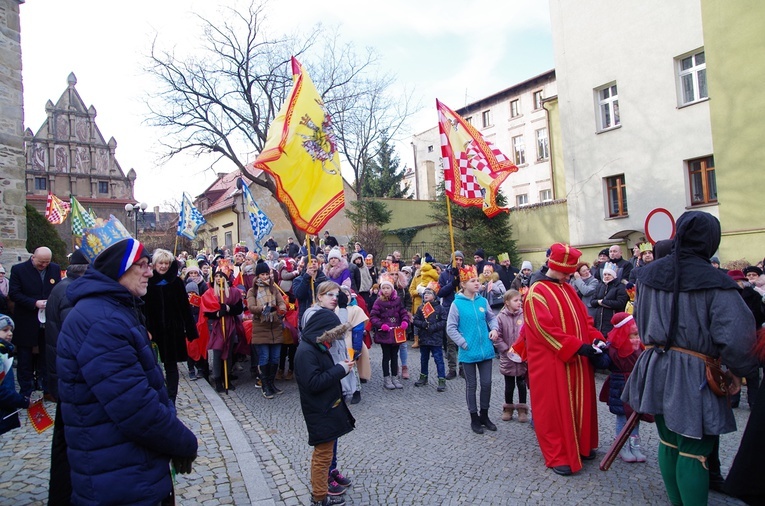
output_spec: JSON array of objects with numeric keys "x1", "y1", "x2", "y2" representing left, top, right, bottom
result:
[
  {"x1": 24, "y1": 73, "x2": 137, "y2": 248},
  {"x1": 0, "y1": 0, "x2": 27, "y2": 266}
]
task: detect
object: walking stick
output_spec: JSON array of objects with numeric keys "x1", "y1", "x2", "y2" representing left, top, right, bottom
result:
[
  {"x1": 600, "y1": 411, "x2": 640, "y2": 471},
  {"x1": 218, "y1": 277, "x2": 229, "y2": 393}
]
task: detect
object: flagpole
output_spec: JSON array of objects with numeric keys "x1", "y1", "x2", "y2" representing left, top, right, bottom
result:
[
  {"x1": 173, "y1": 235, "x2": 179, "y2": 257},
  {"x1": 446, "y1": 197, "x2": 457, "y2": 268},
  {"x1": 306, "y1": 236, "x2": 316, "y2": 304},
  {"x1": 218, "y1": 277, "x2": 229, "y2": 393}
]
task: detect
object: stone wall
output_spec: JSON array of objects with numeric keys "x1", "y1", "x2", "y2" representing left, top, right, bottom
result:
[{"x1": 0, "y1": 0, "x2": 28, "y2": 266}]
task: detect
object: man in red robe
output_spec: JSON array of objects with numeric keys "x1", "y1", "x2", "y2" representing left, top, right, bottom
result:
[{"x1": 523, "y1": 243, "x2": 603, "y2": 476}]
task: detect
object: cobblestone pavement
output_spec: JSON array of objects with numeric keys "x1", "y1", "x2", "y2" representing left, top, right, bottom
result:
[{"x1": 0, "y1": 345, "x2": 753, "y2": 505}]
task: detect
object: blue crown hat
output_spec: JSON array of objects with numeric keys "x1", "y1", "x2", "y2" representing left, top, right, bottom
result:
[
  {"x1": 81, "y1": 216, "x2": 151, "y2": 281},
  {"x1": 79, "y1": 215, "x2": 134, "y2": 262}
]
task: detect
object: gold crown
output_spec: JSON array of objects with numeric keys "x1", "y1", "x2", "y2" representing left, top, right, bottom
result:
[
  {"x1": 638, "y1": 242, "x2": 653, "y2": 253},
  {"x1": 459, "y1": 265, "x2": 478, "y2": 283}
]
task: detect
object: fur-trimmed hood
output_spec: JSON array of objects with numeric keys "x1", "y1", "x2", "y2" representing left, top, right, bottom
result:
[{"x1": 300, "y1": 307, "x2": 352, "y2": 346}]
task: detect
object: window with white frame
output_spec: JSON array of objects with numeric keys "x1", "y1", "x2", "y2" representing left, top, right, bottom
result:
[
  {"x1": 482, "y1": 110, "x2": 492, "y2": 128},
  {"x1": 512, "y1": 135, "x2": 526, "y2": 165},
  {"x1": 210, "y1": 235, "x2": 218, "y2": 252},
  {"x1": 516, "y1": 193, "x2": 529, "y2": 206},
  {"x1": 539, "y1": 189, "x2": 552, "y2": 202},
  {"x1": 605, "y1": 174, "x2": 628, "y2": 217},
  {"x1": 224, "y1": 231, "x2": 233, "y2": 248},
  {"x1": 536, "y1": 128, "x2": 549, "y2": 160},
  {"x1": 596, "y1": 83, "x2": 620, "y2": 131},
  {"x1": 533, "y1": 90, "x2": 543, "y2": 110},
  {"x1": 677, "y1": 50, "x2": 707, "y2": 106},
  {"x1": 687, "y1": 155, "x2": 717, "y2": 205},
  {"x1": 510, "y1": 99, "x2": 520, "y2": 118}
]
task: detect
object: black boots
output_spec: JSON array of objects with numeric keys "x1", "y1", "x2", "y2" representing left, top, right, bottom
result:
[
  {"x1": 480, "y1": 409, "x2": 497, "y2": 431},
  {"x1": 470, "y1": 412, "x2": 484, "y2": 434}
]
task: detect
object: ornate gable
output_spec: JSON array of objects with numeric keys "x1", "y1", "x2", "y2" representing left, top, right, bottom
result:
[{"x1": 24, "y1": 72, "x2": 135, "y2": 201}]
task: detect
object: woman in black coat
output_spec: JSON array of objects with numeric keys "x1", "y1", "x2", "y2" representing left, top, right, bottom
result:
[
  {"x1": 589, "y1": 264, "x2": 629, "y2": 338},
  {"x1": 294, "y1": 308, "x2": 355, "y2": 505},
  {"x1": 143, "y1": 250, "x2": 198, "y2": 403}
]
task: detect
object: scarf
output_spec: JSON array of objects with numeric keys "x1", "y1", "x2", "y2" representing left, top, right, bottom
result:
[{"x1": 254, "y1": 278, "x2": 278, "y2": 323}]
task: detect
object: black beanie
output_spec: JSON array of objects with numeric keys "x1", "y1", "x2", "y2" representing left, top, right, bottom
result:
[
  {"x1": 255, "y1": 260, "x2": 270, "y2": 276},
  {"x1": 69, "y1": 249, "x2": 89, "y2": 265},
  {"x1": 93, "y1": 238, "x2": 150, "y2": 281},
  {"x1": 474, "y1": 249, "x2": 485, "y2": 259}
]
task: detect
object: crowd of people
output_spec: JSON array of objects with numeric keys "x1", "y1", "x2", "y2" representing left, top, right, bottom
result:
[{"x1": 1, "y1": 212, "x2": 764, "y2": 505}]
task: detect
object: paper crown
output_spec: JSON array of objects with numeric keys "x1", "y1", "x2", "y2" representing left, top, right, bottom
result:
[
  {"x1": 215, "y1": 258, "x2": 233, "y2": 277},
  {"x1": 459, "y1": 265, "x2": 478, "y2": 283},
  {"x1": 497, "y1": 253, "x2": 510, "y2": 263},
  {"x1": 379, "y1": 272, "x2": 395, "y2": 288},
  {"x1": 426, "y1": 280, "x2": 440, "y2": 293},
  {"x1": 602, "y1": 262, "x2": 618, "y2": 276},
  {"x1": 185, "y1": 259, "x2": 200, "y2": 272},
  {"x1": 79, "y1": 215, "x2": 134, "y2": 263},
  {"x1": 638, "y1": 242, "x2": 653, "y2": 253}
]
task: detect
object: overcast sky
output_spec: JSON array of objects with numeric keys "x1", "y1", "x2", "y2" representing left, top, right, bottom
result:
[{"x1": 20, "y1": 0, "x2": 554, "y2": 208}]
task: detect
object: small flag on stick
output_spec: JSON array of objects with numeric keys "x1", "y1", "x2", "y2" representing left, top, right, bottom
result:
[{"x1": 28, "y1": 400, "x2": 54, "y2": 434}]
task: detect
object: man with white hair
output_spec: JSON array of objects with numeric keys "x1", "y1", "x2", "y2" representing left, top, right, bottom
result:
[{"x1": 9, "y1": 246, "x2": 61, "y2": 398}]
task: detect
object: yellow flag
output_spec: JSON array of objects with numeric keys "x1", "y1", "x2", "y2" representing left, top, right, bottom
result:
[{"x1": 253, "y1": 57, "x2": 344, "y2": 234}]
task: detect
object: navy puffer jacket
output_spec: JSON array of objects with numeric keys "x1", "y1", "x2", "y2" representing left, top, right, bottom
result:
[{"x1": 58, "y1": 267, "x2": 197, "y2": 506}]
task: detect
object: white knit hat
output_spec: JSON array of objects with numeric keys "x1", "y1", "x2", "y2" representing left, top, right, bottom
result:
[
  {"x1": 327, "y1": 247, "x2": 342, "y2": 260},
  {"x1": 521, "y1": 260, "x2": 532, "y2": 271}
]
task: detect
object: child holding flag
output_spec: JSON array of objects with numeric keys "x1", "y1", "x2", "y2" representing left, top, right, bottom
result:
[
  {"x1": 412, "y1": 285, "x2": 448, "y2": 392},
  {"x1": 0, "y1": 315, "x2": 34, "y2": 435}
]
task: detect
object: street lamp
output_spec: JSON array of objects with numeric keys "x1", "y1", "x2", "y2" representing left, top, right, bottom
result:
[{"x1": 125, "y1": 202, "x2": 148, "y2": 238}]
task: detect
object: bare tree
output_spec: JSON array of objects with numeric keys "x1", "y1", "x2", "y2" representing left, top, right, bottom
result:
[{"x1": 145, "y1": 0, "x2": 417, "y2": 241}]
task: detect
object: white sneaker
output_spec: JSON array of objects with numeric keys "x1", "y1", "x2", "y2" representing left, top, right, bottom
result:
[
  {"x1": 392, "y1": 376, "x2": 404, "y2": 389},
  {"x1": 630, "y1": 436, "x2": 647, "y2": 462},
  {"x1": 383, "y1": 377, "x2": 396, "y2": 390},
  {"x1": 619, "y1": 445, "x2": 637, "y2": 463}
]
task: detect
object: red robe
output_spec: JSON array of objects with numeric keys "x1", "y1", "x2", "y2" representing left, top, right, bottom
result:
[{"x1": 523, "y1": 278, "x2": 602, "y2": 473}]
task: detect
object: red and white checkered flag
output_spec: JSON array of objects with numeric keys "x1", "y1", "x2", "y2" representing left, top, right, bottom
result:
[
  {"x1": 45, "y1": 192, "x2": 71, "y2": 225},
  {"x1": 437, "y1": 99, "x2": 519, "y2": 218}
]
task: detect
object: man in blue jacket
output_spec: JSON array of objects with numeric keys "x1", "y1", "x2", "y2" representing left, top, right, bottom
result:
[{"x1": 58, "y1": 236, "x2": 197, "y2": 505}]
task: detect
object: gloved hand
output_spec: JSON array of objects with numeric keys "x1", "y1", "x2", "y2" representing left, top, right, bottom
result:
[
  {"x1": 380, "y1": 324, "x2": 391, "y2": 332},
  {"x1": 590, "y1": 299, "x2": 599, "y2": 308},
  {"x1": 577, "y1": 343, "x2": 599, "y2": 358},
  {"x1": 593, "y1": 339, "x2": 607, "y2": 350},
  {"x1": 262, "y1": 304, "x2": 272, "y2": 316},
  {"x1": 218, "y1": 304, "x2": 230, "y2": 316},
  {"x1": 172, "y1": 453, "x2": 196, "y2": 475},
  {"x1": 400, "y1": 321, "x2": 408, "y2": 330}
]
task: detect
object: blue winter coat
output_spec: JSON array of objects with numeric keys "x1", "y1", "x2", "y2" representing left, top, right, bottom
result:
[
  {"x1": 58, "y1": 267, "x2": 198, "y2": 506},
  {"x1": 0, "y1": 360, "x2": 28, "y2": 435}
]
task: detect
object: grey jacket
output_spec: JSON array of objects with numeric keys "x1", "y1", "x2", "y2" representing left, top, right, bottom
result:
[
  {"x1": 571, "y1": 275, "x2": 599, "y2": 308},
  {"x1": 622, "y1": 284, "x2": 758, "y2": 439}
]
